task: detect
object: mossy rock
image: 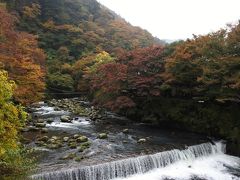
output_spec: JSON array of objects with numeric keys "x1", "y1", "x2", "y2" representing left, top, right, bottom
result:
[
  {"x1": 35, "y1": 123, "x2": 46, "y2": 128},
  {"x1": 63, "y1": 137, "x2": 70, "y2": 142},
  {"x1": 78, "y1": 145, "x2": 88, "y2": 152},
  {"x1": 81, "y1": 141, "x2": 91, "y2": 148},
  {"x1": 68, "y1": 142, "x2": 77, "y2": 149},
  {"x1": 36, "y1": 119, "x2": 45, "y2": 123},
  {"x1": 73, "y1": 134, "x2": 81, "y2": 139},
  {"x1": 76, "y1": 136, "x2": 88, "y2": 143},
  {"x1": 78, "y1": 141, "x2": 91, "y2": 152},
  {"x1": 60, "y1": 115, "x2": 71, "y2": 122},
  {"x1": 98, "y1": 133, "x2": 108, "y2": 139}
]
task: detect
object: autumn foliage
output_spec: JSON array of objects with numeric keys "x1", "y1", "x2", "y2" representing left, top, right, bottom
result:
[
  {"x1": 86, "y1": 46, "x2": 165, "y2": 110},
  {"x1": 118, "y1": 46, "x2": 165, "y2": 97},
  {"x1": 0, "y1": 8, "x2": 45, "y2": 105},
  {"x1": 0, "y1": 70, "x2": 28, "y2": 176},
  {"x1": 164, "y1": 26, "x2": 240, "y2": 100}
]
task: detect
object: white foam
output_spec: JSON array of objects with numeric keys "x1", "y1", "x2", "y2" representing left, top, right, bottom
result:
[
  {"x1": 34, "y1": 106, "x2": 68, "y2": 116},
  {"x1": 32, "y1": 142, "x2": 232, "y2": 180},
  {"x1": 114, "y1": 154, "x2": 240, "y2": 180},
  {"x1": 47, "y1": 118, "x2": 90, "y2": 130},
  {"x1": 72, "y1": 119, "x2": 90, "y2": 125},
  {"x1": 47, "y1": 122, "x2": 79, "y2": 130}
]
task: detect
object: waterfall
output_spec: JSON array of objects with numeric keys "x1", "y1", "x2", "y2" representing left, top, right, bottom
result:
[{"x1": 32, "y1": 141, "x2": 226, "y2": 180}]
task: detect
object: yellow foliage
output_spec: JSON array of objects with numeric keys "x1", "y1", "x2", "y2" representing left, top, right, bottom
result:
[
  {"x1": 0, "y1": 70, "x2": 26, "y2": 160},
  {"x1": 23, "y1": 3, "x2": 41, "y2": 18}
]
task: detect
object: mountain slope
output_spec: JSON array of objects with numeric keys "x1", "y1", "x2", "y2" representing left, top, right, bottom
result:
[{"x1": 5, "y1": 0, "x2": 163, "y2": 59}]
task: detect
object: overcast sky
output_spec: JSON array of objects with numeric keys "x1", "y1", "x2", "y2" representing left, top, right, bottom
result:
[{"x1": 97, "y1": 0, "x2": 240, "y2": 40}]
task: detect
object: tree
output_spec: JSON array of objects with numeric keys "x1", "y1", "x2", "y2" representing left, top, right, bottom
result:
[
  {"x1": 47, "y1": 73, "x2": 74, "y2": 92},
  {"x1": 163, "y1": 31, "x2": 227, "y2": 97},
  {"x1": 226, "y1": 22, "x2": 240, "y2": 56},
  {"x1": 88, "y1": 46, "x2": 165, "y2": 110},
  {"x1": 0, "y1": 70, "x2": 28, "y2": 176},
  {"x1": 119, "y1": 46, "x2": 165, "y2": 97},
  {"x1": 0, "y1": 8, "x2": 45, "y2": 105},
  {"x1": 90, "y1": 62, "x2": 132, "y2": 111},
  {"x1": 23, "y1": 3, "x2": 41, "y2": 19},
  {"x1": 72, "y1": 51, "x2": 114, "y2": 92}
]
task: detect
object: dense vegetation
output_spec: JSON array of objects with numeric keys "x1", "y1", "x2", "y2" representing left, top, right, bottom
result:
[
  {"x1": 0, "y1": 7, "x2": 45, "y2": 105},
  {"x1": 0, "y1": 0, "x2": 240, "y2": 177},
  {"x1": 4, "y1": 0, "x2": 162, "y2": 93},
  {"x1": 85, "y1": 24, "x2": 240, "y2": 150},
  {"x1": 0, "y1": 70, "x2": 31, "y2": 178},
  {"x1": 0, "y1": 7, "x2": 44, "y2": 178}
]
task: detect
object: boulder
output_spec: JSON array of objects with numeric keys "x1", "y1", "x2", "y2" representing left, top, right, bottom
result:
[
  {"x1": 37, "y1": 136, "x2": 49, "y2": 142},
  {"x1": 47, "y1": 139, "x2": 56, "y2": 144},
  {"x1": 63, "y1": 137, "x2": 70, "y2": 142},
  {"x1": 78, "y1": 141, "x2": 91, "y2": 152},
  {"x1": 81, "y1": 141, "x2": 91, "y2": 148},
  {"x1": 60, "y1": 115, "x2": 71, "y2": 122},
  {"x1": 68, "y1": 142, "x2": 77, "y2": 149},
  {"x1": 54, "y1": 107, "x2": 61, "y2": 111},
  {"x1": 98, "y1": 133, "x2": 108, "y2": 139},
  {"x1": 73, "y1": 134, "x2": 80, "y2": 139},
  {"x1": 76, "y1": 136, "x2": 88, "y2": 143},
  {"x1": 51, "y1": 136, "x2": 58, "y2": 140},
  {"x1": 78, "y1": 146, "x2": 87, "y2": 152},
  {"x1": 68, "y1": 139, "x2": 76, "y2": 143},
  {"x1": 137, "y1": 138, "x2": 147, "y2": 143},
  {"x1": 46, "y1": 118, "x2": 54, "y2": 123},
  {"x1": 123, "y1": 129, "x2": 129, "y2": 133},
  {"x1": 36, "y1": 119, "x2": 45, "y2": 123}
]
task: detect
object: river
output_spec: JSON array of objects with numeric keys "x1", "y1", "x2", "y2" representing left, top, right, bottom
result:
[{"x1": 22, "y1": 98, "x2": 240, "y2": 180}]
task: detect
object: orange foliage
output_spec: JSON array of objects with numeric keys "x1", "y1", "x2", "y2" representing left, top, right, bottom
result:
[{"x1": 0, "y1": 8, "x2": 45, "y2": 105}]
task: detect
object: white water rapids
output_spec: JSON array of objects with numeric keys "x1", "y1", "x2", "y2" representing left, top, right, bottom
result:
[{"x1": 31, "y1": 141, "x2": 240, "y2": 180}]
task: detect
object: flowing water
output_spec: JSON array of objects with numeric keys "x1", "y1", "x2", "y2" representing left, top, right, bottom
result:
[{"x1": 24, "y1": 99, "x2": 240, "y2": 180}]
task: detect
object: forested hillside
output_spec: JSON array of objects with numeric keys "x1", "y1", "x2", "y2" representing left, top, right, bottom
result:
[{"x1": 4, "y1": 0, "x2": 163, "y2": 93}]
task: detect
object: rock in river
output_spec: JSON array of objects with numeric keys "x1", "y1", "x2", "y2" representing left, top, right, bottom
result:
[
  {"x1": 63, "y1": 137, "x2": 70, "y2": 142},
  {"x1": 35, "y1": 123, "x2": 46, "y2": 128},
  {"x1": 137, "y1": 138, "x2": 147, "y2": 143},
  {"x1": 123, "y1": 129, "x2": 129, "y2": 133},
  {"x1": 76, "y1": 136, "x2": 88, "y2": 143},
  {"x1": 37, "y1": 136, "x2": 49, "y2": 142},
  {"x1": 98, "y1": 133, "x2": 108, "y2": 139},
  {"x1": 60, "y1": 115, "x2": 71, "y2": 123}
]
